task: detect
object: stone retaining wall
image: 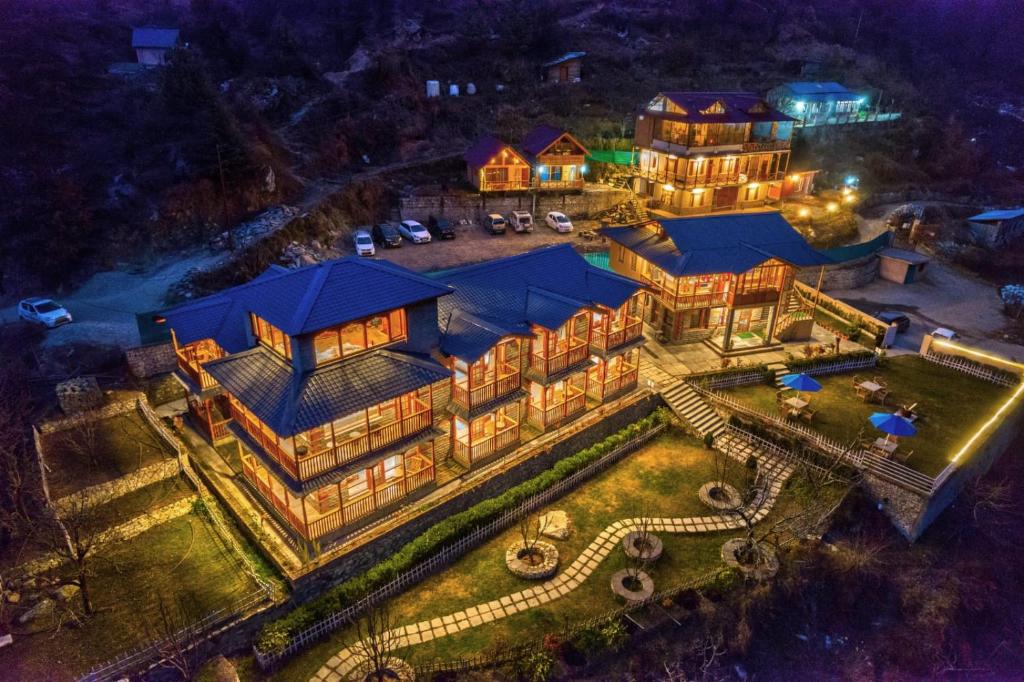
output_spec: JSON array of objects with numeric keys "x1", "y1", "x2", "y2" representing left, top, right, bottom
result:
[
  {"x1": 52, "y1": 458, "x2": 180, "y2": 514},
  {"x1": 37, "y1": 394, "x2": 143, "y2": 435},
  {"x1": 399, "y1": 186, "x2": 631, "y2": 224},
  {"x1": 796, "y1": 253, "x2": 879, "y2": 291},
  {"x1": 125, "y1": 343, "x2": 177, "y2": 378}
]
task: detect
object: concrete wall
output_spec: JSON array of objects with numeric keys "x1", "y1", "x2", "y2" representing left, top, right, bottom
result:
[
  {"x1": 399, "y1": 185, "x2": 630, "y2": 224},
  {"x1": 796, "y1": 254, "x2": 878, "y2": 291}
]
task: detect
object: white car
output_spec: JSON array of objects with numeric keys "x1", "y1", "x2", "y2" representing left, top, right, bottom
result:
[
  {"x1": 398, "y1": 220, "x2": 431, "y2": 244},
  {"x1": 545, "y1": 211, "x2": 573, "y2": 233},
  {"x1": 353, "y1": 229, "x2": 375, "y2": 256},
  {"x1": 931, "y1": 327, "x2": 959, "y2": 341},
  {"x1": 509, "y1": 211, "x2": 534, "y2": 233},
  {"x1": 18, "y1": 297, "x2": 73, "y2": 328}
]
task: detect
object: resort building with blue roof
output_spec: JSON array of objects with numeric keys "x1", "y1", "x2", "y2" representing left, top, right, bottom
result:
[
  {"x1": 601, "y1": 212, "x2": 830, "y2": 353},
  {"x1": 160, "y1": 247, "x2": 646, "y2": 545}
]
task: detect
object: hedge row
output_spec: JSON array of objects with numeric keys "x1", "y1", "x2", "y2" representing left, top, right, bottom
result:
[{"x1": 256, "y1": 408, "x2": 672, "y2": 653}]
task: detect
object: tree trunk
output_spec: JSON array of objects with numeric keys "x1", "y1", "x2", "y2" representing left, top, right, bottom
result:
[{"x1": 77, "y1": 566, "x2": 92, "y2": 615}]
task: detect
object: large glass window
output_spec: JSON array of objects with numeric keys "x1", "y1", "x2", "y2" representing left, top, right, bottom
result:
[
  {"x1": 252, "y1": 314, "x2": 292, "y2": 360},
  {"x1": 313, "y1": 309, "x2": 407, "y2": 366}
]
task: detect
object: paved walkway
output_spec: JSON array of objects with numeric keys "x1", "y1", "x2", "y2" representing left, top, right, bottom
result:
[{"x1": 310, "y1": 436, "x2": 793, "y2": 681}]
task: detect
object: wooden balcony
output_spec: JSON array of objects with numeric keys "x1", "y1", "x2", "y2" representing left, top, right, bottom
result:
[
  {"x1": 741, "y1": 140, "x2": 790, "y2": 152},
  {"x1": 534, "y1": 178, "x2": 585, "y2": 190},
  {"x1": 451, "y1": 365, "x2": 521, "y2": 409},
  {"x1": 730, "y1": 289, "x2": 781, "y2": 307},
  {"x1": 453, "y1": 424, "x2": 520, "y2": 465},
  {"x1": 590, "y1": 318, "x2": 643, "y2": 352},
  {"x1": 528, "y1": 391, "x2": 586, "y2": 429},
  {"x1": 588, "y1": 368, "x2": 639, "y2": 401},
  {"x1": 176, "y1": 353, "x2": 218, "y2": 390},
  {"x1": 481, "y1": 180, "x2": 531, "y2": 192},
  {"x1": 530, "y1": 342, "x2": 589, "y2": 376},
  {"x1": 653, "y1": 287, "x2": 729, "y2": 311}
]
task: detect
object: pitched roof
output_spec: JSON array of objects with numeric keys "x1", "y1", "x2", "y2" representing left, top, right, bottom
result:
[
  {"x1": 654, "y1": 92, "x2": 794, "y2": 124},
  {"x1": 520, "y1": 124, "x2": 590, "y2": 159},
  {"x1": 969, "y1": 208, "x2": 1024, "y2": 222},
  {"x1": 464, "y1": 135, "x2": 528, "y2": 169},
  {"x1": 131, "y1": 27, "x2": 180, "y2": 49},
  {"x1": 203, "y1": 346, "x2": 450, "y2": 437},
  {"x1": 436, "y1": 244, "x2": 644, "y2": 360},
  {"x1": 600, "y1": 212, "x2": 831, "y2": 276},
  {"x1": 543, "y1": 51, "x2": 586, "y2": 67},
  {"x1": 777, "y1": 82, "x2": 855, "y2": 97},
  {"x1": 162, "y1": 259, "x2": 452, "y2": 349}
]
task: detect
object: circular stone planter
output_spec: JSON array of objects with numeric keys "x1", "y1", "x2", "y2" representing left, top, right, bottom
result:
[
  {"x1": 699, "y1": 482, "x2": 743, "y2": 511},
  {"x1": 622, "y1": 531, "x2": 664, "y2": 562},
  {"x1": 721, "y1": 538, "x2": 780, "y2": 580},
  {"x1": 506, "y1": 541, "x2": 559, "y2": 580},
  {"x1": 610, "y1": 568, "x2": 654, "y2": 604},
  {"x1": 349, "y1": 657, "x2": 415, "y2": 682}
]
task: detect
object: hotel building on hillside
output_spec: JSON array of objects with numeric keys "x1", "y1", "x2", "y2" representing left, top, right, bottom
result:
[
  {"x1": 162, "y1": 246, "x2": 645, "y2": 546},
  {"x1": 601, "y1": 212, "x2": 830, "y2": 354},
  {"x1": 632, "y1": 91, "x2": 817, "y2": 215}
]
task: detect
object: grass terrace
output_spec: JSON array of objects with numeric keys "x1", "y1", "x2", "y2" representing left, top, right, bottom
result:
[
  {"x1": 721, "y1": 355, "x2": 1011, "y2": 477},
  {"x1": 272, "y1": 429, "x2": 846, "y2": 679}
]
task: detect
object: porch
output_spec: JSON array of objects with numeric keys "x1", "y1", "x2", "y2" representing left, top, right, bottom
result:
[
  {"x1": 527, "y1": 372, "x2": 588, "y2": 430},
  {"x1": 530, "y1": 315, "x2": 591, "y2": 376},
  {"x1": 452, "y1": 402, "x2": 524, "y2": 468},
  {"x1": 451, "y1": 338, "x2": 523, "y2": 410},
  {"x1": 586, "y1": 349, "x2": 641, "y2": 401}
]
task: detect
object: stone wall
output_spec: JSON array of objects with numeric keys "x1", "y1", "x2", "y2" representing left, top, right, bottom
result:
[
  {"x1": 125, "y1": 343, "x2": 177, "y2": 378},
  {"x1": 399, "y1": 185, "x2": 631, "y2": 224},
  {"x1": 38, "y1": 394, "x2": 142, "y2": 435},
  {"x1": 287, "y1": 393, "x2": 661, "y2": 602},
  {"x1": 52, "y1": 457, "x2": 180, "y2": 514},
  {"x1": 796, "y1": 254, "x2": 879, "y2": 291},
  {"x1": 56, "y1": 377, "x2": 104, "y2": 415}
]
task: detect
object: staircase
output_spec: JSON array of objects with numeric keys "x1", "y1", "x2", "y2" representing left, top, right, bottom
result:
[
  {"x1": 766, "y1": 361, "x2": 790, "y2": 390},
  {"x1": 661, "y1": 381, "x2": 726, "y2": 438}
]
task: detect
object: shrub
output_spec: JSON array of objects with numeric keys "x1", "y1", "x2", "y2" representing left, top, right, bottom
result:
[
  {"x1": 255, "y1": 410, "x2": 670, "y2": 652},
  {"x1": 521, "y1": 652, "x2": 555, "y2": 682},
  {"x1": 599, "y1": 620, "x2": 629, "y2": 652}
]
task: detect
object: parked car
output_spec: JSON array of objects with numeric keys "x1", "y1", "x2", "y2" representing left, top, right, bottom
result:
[
  {"x1": 485, "y1": 213, "x2": 507, "y2": 235},
  {"x1": 18, "y1": 297, "x2": 72, "y2": 328},
  {"x1": 931, "y1": 327, "x2": 959, "y2": 341},
  {"x1": 373, "y1": 223, "x2": 402, "y2": 248},
  {"x1": 398, "y1": 219, "x2": 432, "y2": 244},
  {"x1": 876, "y1": 310, "x2": 910, "y2": 333},
  {"x1": 509, "y1": 211, "x2": 534, "y2": 233},
  {"x1": 353, "y1": 229, "x2": 376, "y2": 257},
  {"x1": 427, "y1": 216, "x2": 456, "y2": 240},
  {"x1": 545, "y1": 211, "x2": 573, "y2": 233}
]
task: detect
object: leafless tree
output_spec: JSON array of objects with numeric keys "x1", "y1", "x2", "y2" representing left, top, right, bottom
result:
[
  {"x1": 625, "y1": 508, "x2": 655, "y2": 583},
  {"x1": 54, "y1": 418, "x2": 103, "y2": 470},
  {"x1": 145, "y1": 591, "x2": 207, "y2": 680},
  {"x1": 353, "y1": 600, "x2": 399, "y2": 682},
  {"x1": 517, "y1": 512, "x2": 551, "y2": 561}
]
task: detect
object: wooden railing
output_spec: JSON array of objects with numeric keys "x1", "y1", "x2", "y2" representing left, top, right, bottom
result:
[
  {"x1": 591, "y1": 319, "x2": 642, "y2": 352},
  {"x1": 481, "y1": 180, "x2": 530, "y2": 192},
  {"x1": 176, "y1": 354, "x2": 218, "y2": 390},
  {"x1": 599, "y1": 368, "x2": 639, "y2": 399},
  {"x1": 530, "y1": 342, "x2": 588, "y2": 375},
  {"x1": 296, "y1": 409, "x2": 432, "y2": 480},
  {"x1": 534, "y1": 178, "x2": 585, "y2": 190},
  {"x1": 229, "y1": 404, "x2": 300, "y2": 479},
  {"x1": 451, "y1": 366, "x2": 521, "y2": 409},
  {"x1": 741, "y1": 140, "x2": 790, "y2": 152},
  {"x1": 453, "y1": 425, "x2": 520, "y2": 464},
  {"x1": 528, "y1": 391, "x2": 586, "y2": 428},
  {"x1": 731, "y1": 288, "x2": 781, "y2": 307},
  {"x1": 653, "y1": 288, "x2": 729, "y2": 311}
]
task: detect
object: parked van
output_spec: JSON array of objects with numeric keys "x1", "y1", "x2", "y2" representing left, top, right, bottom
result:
[
  {"x1": 509, "y1": 211, "x2": 534, "y2": 233},
  {"x1": 485, "y1": 213, "x2": 507, "y2": 234}
]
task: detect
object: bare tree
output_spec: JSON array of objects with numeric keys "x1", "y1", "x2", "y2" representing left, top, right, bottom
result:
[
  {"x1": 625, "y1": 508, "x2": 655, "y2": 584},
  {"x1": 353, "y1": 600, "x2": 399, "y2": 682},
  {"x1": 517, "y1": 512, "x2": 551, "y2": 564},
  {"x1": 146, "y1": 591, "x2": 206, "y2": 679}
]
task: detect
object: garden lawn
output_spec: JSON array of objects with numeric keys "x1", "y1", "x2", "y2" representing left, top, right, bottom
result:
[
  {"x1": 42, "y1": 411, "x2": 177, "y2": 498},
  {"x1": 0, "y1": 512, "x2": 262, "y2": 681},
  {"x1": 272, "y1": 431, "x2": 749, "y2": 681},
  {"x1": 722, "y1": 355, "x2": 1010, "y2": 477}
]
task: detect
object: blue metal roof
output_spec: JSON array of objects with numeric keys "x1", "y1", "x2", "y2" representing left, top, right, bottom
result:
[
  {"x1": 778, "y1": 82, "x2": 855, "y2": 97},
  {"x1": 969, "y1": 208, "x2": 1024, "y2": 222},
  {"x1": 162, "y1": 259, "x2": 452, "y2": 350},
  {"x1": 132, "y1": 27, "x2": 179, "y2": 49},
  {"x1": 203, "y1": 346, "x2": 450, "y2": 437},
  {"x1": 601, "y1": 212, "x2": 831, "y2": 276},
  {"x1": 437, "y1": 244, "x2": 644, "y2": 360},
  {"x1": 543, "y1": 51, "x2": 586, "y2": 67}
]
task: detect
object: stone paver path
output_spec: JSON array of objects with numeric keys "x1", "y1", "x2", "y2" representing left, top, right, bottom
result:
[{"x1": 311, "y1": 437, "x2": 793, "y2": 681}]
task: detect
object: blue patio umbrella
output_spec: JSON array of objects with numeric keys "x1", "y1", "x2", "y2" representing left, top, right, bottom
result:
[
  {"x1": 780, "y1": 373, "x2": 822, "y2": 400},
  {"x1": 869, "y1": 412, "x2": 917, "y2": 440}
]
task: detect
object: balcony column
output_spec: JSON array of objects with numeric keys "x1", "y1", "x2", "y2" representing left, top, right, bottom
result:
[
  {"x1": 721, "y1": 308, "x2": 736, "y2": 351},
  {"x1": 764, "y1": 304, "x2": 779, "y2": 345}
]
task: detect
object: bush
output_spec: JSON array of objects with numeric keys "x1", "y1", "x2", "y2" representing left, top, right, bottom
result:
[
  {"x1": 599, "y1": 620, "x2": 629, "y2": 652},
  {"x1": 256, "y1": 409, "x2": 671, "y2": 652},
  {"x1": 521, "y1": 651, "x2": 555, "y2": 682}
]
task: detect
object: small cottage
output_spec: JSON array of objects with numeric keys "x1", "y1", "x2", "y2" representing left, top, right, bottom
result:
[
  {"x1": 465, "y1": 136, "x2": 531, "y2": 192},
  {"x1": 767, "y1": 82, "x2": 863, "y2": 125},
  {"x1": 968, "y1": 209, "x2": 1024, "y2": 249},
  {"x1": 132, "y1": 27, "x2": 180, "y2": 66},
  {"x1": 520, "y1": 125, "x2": 590, "y2": 191},
  {"x1": 878, "y1": 248, "x2": 930, "y2": 284},
  {"x1": 543, "y1": 52, "x2": 585, "y2": 84}
]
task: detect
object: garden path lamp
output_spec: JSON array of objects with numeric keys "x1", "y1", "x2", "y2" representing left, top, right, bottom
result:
[
  {"x1": 779, "y1": 373, "x2": 822, "y2": 401},
  {"x1": 869, "y1": 412, "x2": 917, "y2": 444}
]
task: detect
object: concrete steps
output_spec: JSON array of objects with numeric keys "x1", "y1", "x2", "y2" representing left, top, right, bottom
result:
[
  {"x1": 767, "y1": 362, "x2": 791, "y2": 390},
  {"x1": 661, "y1": 381, "x2": 726, "y2": 438}
]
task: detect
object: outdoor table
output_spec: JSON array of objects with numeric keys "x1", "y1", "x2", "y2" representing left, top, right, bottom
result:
[
  {"x1": 873, "y1": 437, "x2": 898, "y2": 456},
  {"x1": 858, "y1": 380, "x2": 882, "y2": 394},
  {"x1": 784, "y1": 396, "x2": 808, "y2": 410}
]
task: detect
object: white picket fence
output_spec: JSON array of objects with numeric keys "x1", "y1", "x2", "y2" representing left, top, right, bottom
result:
[
  {"x1": 790, "y1": 354, "x2": 878, "y2": 378},
  {"x1": 923, "y1": 351, "x2": 1019, "y2": 388},
  {"x1": 253, "y1": 422, "x2": 667, "y2": 669}
]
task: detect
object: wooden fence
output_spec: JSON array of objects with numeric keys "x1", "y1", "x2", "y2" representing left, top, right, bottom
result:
[
  {"x1": 789, "y1": 354, "x2": 878, "y2": 378},
  {"x1": 923, "y1": 351, "x2": 1020, "y2": 388},
  {"x1": 253, "y1": 422, "x2": 667, "y2": 669}
]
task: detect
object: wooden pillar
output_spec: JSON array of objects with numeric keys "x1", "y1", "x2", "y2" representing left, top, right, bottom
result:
[
  {"x1": 813, "y1": 265, "x2": 825, "y2": 315},
  {"x1": 764, "y1": 304, "x2": 779, "y2": 345},
  {"x1": 722, "y1": 308, "x2": 736, "y2": 351}
]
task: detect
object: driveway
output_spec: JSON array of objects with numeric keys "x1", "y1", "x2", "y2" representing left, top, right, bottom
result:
[{"x1": 828, "y1": 260, "x2": 1023, "y2": 360}]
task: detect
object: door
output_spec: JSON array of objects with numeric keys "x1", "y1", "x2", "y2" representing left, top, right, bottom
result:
[
  {"x1": 559, "y1": 65, "x2": 569, "y2": 82},
  {"x1": 737, "y1": 309, "x2": 752, "y2": 332}
]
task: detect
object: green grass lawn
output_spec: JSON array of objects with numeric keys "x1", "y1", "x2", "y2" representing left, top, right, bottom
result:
[
  {"x1": 722, "y1": 355, "x2": 1010, "y2": 477},
  {"x1": 42, "y1": 411, "x2": 176, "y2": 498},
  {"x1": 271, "y1": 431, "x2": 759, "y2": 681}
]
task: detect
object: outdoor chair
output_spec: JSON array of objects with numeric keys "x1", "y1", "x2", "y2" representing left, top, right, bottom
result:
[
  {"x1": 893, "y1": 448, "x2": 914, "y2": 464},
  {"x1": 799, "y1": 408, "x2": 817, "y2": 424},
  {"x1": 852, "y1": 375, "x2": 864, "y2": 388},
  {"x1": 872, "y1": 376, "x2": 889, "y2": 389},
  {"x1": 876, "y1": 388, "x2": 890, "y2": 405}
]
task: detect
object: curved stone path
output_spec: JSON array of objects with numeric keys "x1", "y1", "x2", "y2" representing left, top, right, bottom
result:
[{"x1": 311, "y1": 435, "x2": 792, "y2": 681}]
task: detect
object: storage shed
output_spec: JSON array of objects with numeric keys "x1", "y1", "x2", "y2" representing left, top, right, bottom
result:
[
  {"x1": 132, "y1": 27, "x2": 180, "y2": 66},
  {"x1": 878, "y1": 248, "x2": 930, "y2": 284},
  {"x1": 543, "y1": 52, "x2": 585, "y2": 84},
  {"x1": 968, "y1": 208, "x2": 1024, "y2": 249}
]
